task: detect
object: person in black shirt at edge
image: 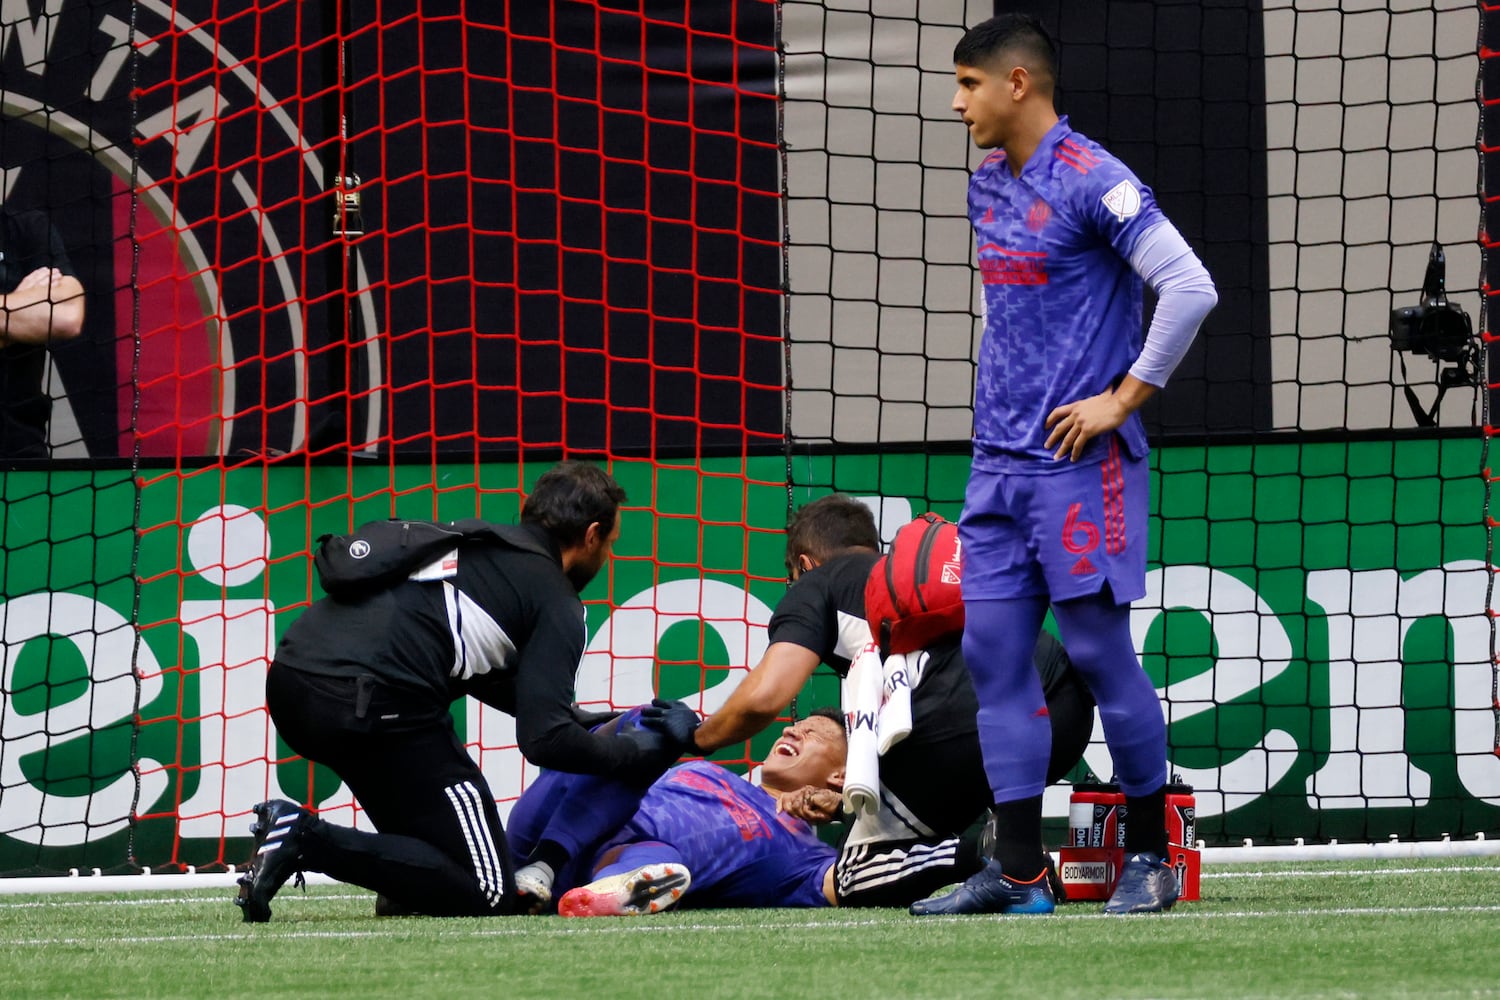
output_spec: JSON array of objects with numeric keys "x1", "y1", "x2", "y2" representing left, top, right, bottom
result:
[
  {"x1": 691, "y1": 494, "x2": 1097, "y2": 907},
  {"x1": 0, "y1": 207, "x2": 86, "y2": 459},
  {"x1": 235, "y1": 461, "x2": 682, "y2": 922}
]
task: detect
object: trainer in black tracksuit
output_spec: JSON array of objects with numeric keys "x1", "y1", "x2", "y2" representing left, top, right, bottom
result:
[
  {"x1": 765, "y1": 549, "x2": 1094, "y2": 907},
  {"x1": 263, "y1": 483, "x2": 673, "y2": 917}
]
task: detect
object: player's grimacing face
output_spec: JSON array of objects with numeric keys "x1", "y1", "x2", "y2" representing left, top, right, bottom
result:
[
  {"x1": 952, "y1": 62, "x2": 1011, "y2": 149},
  {"x1": 762, "y1": 715, "x2": 847, "y2": 789}
]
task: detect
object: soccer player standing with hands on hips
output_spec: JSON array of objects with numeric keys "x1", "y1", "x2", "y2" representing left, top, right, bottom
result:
[{"x1": 911, "y1": 15, "x2": 1217, "y2": 917}]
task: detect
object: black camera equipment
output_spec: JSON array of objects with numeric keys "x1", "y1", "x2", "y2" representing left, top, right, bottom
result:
[{"x1": 1388, "y1": 242, "x2": 1477, "y2": 427}]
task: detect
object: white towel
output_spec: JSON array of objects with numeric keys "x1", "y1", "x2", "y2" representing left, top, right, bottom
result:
[
  {"x1": 841, "y1": 642, "x2": 883, "y2": 816},
  {"x1": 876, "y1": 650, "x2": 927, "y2": 754}
]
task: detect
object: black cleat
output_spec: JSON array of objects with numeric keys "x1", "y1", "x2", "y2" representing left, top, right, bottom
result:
[
  {"x1": 1044, "y1": 853, "x2": 1068, "y2": 905},
  {"x1": 1103, "y1": 852, "x2": 1180, "y2": 914},
  {"x1": 910, "y1": 858, "x2": 1056, "y2": 916},
  {"x1": 374, "y1": 894, "x2": 424, "y2": 918},
  {"x1": 234, "y1": 799, "x2": 310, "y2": 923},
  {"x1": 973, "y1": 808, "x2": 1069, "y2": 905}
]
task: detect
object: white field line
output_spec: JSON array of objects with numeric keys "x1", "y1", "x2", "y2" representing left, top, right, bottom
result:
[
  {"x1": 11, "y1": 857, "x2": 1500, "y2": 911},
  {"x1": 8, "y1": 904, "x2": 1500, "y2": 949},
  {"x1": 0, "y1": 892, "x2": 373, "y2": 909},
  {"x1": 2, "y1": 862, "x2": 1493, "y2": 909},
  {"x1": 7, "y1": 840, "x2": 1496, "y2": 896}
]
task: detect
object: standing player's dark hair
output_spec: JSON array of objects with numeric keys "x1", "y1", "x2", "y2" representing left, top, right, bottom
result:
[
  {"x1": 521, "y1": 460, "x2": 627, "y2": 547},
  {"x1": 785, "y1": 494, "x2": 881, "y2": 569},
  {"x1": 953, "y1": 13, "x2": 1057, "y2": 88}
]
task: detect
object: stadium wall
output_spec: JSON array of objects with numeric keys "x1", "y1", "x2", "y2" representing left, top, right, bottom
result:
[{"x1": 2, "y1": 438, "x2": 1497, "y2": 873}]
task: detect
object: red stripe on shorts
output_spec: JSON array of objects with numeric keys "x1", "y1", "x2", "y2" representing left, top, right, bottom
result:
[{"x1": 1102, "y1": 437, "x2": 1126, "y2": 555}]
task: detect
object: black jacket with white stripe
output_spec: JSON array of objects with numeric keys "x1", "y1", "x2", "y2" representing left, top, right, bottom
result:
[{"x1": 273, "y1": 521, "x2": 648, "y2": 777}]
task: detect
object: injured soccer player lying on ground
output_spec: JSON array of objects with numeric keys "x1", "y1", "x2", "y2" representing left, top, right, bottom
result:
[{"x1": 502, "y1": 706, "x2": 848, "y2": 916}]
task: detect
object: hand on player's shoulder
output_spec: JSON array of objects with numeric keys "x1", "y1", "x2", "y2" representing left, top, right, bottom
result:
[{"x1": 776, "y1": 785, "x2": 841, "y2": 824}]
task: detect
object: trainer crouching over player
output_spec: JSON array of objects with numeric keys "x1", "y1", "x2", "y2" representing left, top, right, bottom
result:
[{"x1": 234, "y1": 461, "x2": 682, "y2": 921}]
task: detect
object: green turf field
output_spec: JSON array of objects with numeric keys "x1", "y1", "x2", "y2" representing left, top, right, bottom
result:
[{"x1": 4, "y1": 857, "x2": 1498, "y2": 999}]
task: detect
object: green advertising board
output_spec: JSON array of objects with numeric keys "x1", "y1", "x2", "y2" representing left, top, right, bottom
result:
[{"x1": 1, "y1": 439, "x2": 1497, "y2": 875}]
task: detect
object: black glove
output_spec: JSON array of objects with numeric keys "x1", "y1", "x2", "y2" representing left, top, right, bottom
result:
[
  {"x1": 638, "y1": 697, "x2": 702, "y2": 751},
  {"x1": 620, "y1": 724, "x2": 672, "y2": 756},
  {"x1": 616, "y1": 725, "x2": 678, "y2": 786}
]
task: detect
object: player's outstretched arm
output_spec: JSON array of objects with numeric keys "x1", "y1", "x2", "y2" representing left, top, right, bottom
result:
[{"x1": 692, "y1": 642, "x2": 820, "y2": 752}]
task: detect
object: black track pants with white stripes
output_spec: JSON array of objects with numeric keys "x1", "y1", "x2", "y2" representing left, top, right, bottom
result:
[
  {"x1": 266, "y1": 663, "x2": 516, "y2": 916},
  {"x1": 833, "y1": 655, "x2": 1096, "y2": 907}
]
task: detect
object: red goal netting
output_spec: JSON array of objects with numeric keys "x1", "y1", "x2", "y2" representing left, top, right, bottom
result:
[{"x1": 1, "y1": 1, "x2": 1497, "y2": 879}]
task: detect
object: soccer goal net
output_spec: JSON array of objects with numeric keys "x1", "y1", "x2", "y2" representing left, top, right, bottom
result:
[{"x1": 0, "y1": 1, "x2": 1495, "y2": 881}]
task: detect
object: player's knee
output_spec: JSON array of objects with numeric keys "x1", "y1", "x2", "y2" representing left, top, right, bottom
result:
[{"x1": 962, "y1": 618, "x2": 1044, "y2": 693}]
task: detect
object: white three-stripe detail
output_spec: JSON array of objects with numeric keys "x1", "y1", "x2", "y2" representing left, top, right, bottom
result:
[
  {"x1": 837, "y1": 837, "x2": 961, "y2": 894},
  {"x1": 444, "y1": 782, "x2": 504, "y2": 908},
  {"x1": 256, "y1": 814, "x2": 299, "y2": 856},
  {"x1": 442, "y1": 581, "x2": 518, "y2": 679}
]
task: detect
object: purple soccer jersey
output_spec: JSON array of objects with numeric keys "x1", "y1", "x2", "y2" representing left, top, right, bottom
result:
[
  {"x1": 597, "y1": 760, "x2": 834, "y2": 909},
  {"x1": 968, "y1": 115, "x2": 1165, "y2": 471}
]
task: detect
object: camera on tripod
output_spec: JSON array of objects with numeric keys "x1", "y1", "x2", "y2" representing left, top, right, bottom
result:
[
  {"x1": 1388, "y1": 243, "x2": 1473, "y2": 363},
  {"x1": 1387, "y1": 242, "x2": 1479, "y2": 427}
]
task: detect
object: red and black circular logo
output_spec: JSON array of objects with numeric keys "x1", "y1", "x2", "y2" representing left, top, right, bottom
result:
[{"x1": 2, "y1": 0, "x2": 328, "y2": 458}]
